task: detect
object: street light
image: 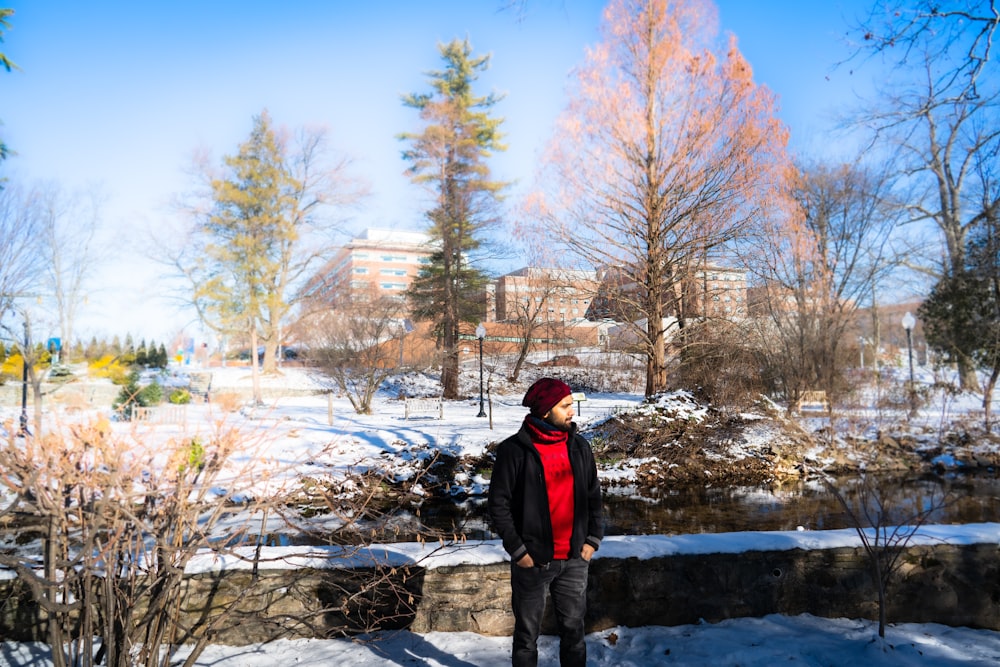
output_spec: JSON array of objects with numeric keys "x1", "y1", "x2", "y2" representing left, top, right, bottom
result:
[
  {"x1": 902, "y1": 311, "x2": 917, "y2": 418},
  {"x1": 475, "y1": 323, "x2": 487, "y2": 417},
  {"x1": 19, "y1": 319, "x2": 29, "y2": 436}
]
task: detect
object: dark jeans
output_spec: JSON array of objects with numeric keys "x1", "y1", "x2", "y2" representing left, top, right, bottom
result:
[{"x1": 510, "y1": 557, "x2": 590, "y2": 667}]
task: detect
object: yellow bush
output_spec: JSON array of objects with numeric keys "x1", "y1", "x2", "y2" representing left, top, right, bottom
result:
[
  {"x1": 1, "y1": 354, "x2": 23, "y2": 378},
  {"x1": 88, "y1": 355, "x2": 131, "y2": 384}
]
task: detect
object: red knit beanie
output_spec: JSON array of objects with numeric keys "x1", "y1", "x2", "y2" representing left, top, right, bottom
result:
[{"x1": 522, "y1": 378, "x2": 572, "y2": 417}]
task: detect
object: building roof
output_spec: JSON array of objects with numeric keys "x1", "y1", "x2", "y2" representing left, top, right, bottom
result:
[{"x1": 354, "y1": 228, "x2": 432, "y2": 248}]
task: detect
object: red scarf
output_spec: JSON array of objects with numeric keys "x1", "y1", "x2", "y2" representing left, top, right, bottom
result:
[{"x1": 524, "y1": 416, "x2": 574, "y2": 559}]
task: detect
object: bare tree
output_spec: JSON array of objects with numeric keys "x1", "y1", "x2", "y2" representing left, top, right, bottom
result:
[
  {"x1": 851, "y1": 2, "x2": 1000, "y2": 389},
  {"x1": 920, "y1": 150, "x2": 1000, "y2": 427},
  {"x1": 525, "y1": 0, "x2": 790, "y2": 397},
  {"x1": 166, "y1": 111, "x2": 363, "y2": 402},
  {"x1": 300, "y1": 290, "x2": 406, "y2": 414},
  {"x1": 497, "y1": 268, "x2": 574, "y2": 383},
  {"x1": 824, "y1": 472, "x2": 951, "y2": 638},
  {"x1": 743, "y1": 159, "x2": 905, "y2": 406},
  {"x1": 35, "y1": 182, "x2": 104, "y2": 348},
  {"x1": 852, "y1": 0, "x2": 999, "y2": 102},
  {"x1": 0, "y1": 182, "x2": 44, "y2": 320},
  {"x1": 0, "y1": 184, "x2": 48, "y2": 434}
]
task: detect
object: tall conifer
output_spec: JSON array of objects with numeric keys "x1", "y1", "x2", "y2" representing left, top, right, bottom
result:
[{"x1": 400, "y1": 39, "x2": 506, "y2": 398}]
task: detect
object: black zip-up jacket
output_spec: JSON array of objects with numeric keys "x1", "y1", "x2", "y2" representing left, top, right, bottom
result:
[{"x1": 487, "y1": 418, "x2": 603, "y2": 565}]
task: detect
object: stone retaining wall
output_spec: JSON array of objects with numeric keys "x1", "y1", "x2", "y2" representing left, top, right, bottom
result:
[
  {"x1": 1, "y1": 541, "x2": 998, "y2": 645},
  {"x1": 0, "y1": 381, "x2": 119, "y2": 410},
  {"x1": 0, "y1": 381, "x2": 320, "y2": 411}
]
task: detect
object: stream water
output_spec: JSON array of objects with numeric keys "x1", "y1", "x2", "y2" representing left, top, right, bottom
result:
[
  {"x1": 269, "y1": 471, "x2": 1000, "y2": 544},
  {"x1": 598, "y1": 471, "x2": 1000, "y2": 536},
  {"x1": 299, "y1": 470, "x2": 1000, "y2": 545}
]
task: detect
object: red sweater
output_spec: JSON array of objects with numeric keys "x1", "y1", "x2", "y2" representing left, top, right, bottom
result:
[{"x1": 526, "y1": 417, "x2": 575, "y2": 559}]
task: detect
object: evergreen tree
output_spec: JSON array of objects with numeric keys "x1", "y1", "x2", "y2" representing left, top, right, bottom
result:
[
  {"x1": 191, "y1": 111, "x2": 298, "y2": 403},
  {"x1": 136, "y1": 338, "x2": 148, "y2": 367},
  {"x1": 400, "y1": 38, "x2": 506, "y2": 399},
  {"x1": 921, "y1": 208, "x2": 1000, "y2": 425},
  {"x1": 0, "y1": 9, "x2": 17, "y2": 163},
  {"x1": 113, "y1": 370, "x2": 151, "y2": 420},
  {"x1": 120, "y1": 334, "x2": 136, "y2": 366}
]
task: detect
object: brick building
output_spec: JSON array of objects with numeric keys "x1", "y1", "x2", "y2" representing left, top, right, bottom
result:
[
  {"x1": 589, "y1": 263, "x2": 746, "y2": 321},
  {"x1": 303, "y1": 228, "x2": 434, "y2": 308},
  {"x1": 494, "y1": 267, "x2": 599, "y2": 324}
]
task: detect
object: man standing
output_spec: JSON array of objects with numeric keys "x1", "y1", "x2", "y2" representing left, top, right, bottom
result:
[{"x1": 488, "y1": 377, "x2": 603, "y2": 667}]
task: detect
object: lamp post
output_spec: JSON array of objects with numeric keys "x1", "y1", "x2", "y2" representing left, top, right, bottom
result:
[
  {"x1": 475, "y1": 323, "x2": 487, "y2": 418},
  {"x1": 902, "y1": 311, "x2": 917, "y2": 418},
  {"x1": 19, "y1": 319, "x2": 29, "y2": 437}
]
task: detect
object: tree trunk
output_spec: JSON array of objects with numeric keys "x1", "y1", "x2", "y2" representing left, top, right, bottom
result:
[
  {"x1": 441, "y1": 347, "x2": 459, "y2": 399},
  {"x1": 261, "y1": 338, "x2": 278, "y2": 374},
  {"x1": 249, "y1": 325, "x2": 262, "y2": 405},
  {"x1": 509, "y1": 333, "x2": 532, "y2": 383},
  {"x1": 957, "y1": 354, "x2": 980, "y2": 392},
  {"x1": 983, "y1": 364, "x2": 1000, "y2": 433}
]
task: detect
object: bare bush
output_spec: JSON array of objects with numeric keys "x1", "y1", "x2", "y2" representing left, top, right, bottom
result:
[
  {"x1": 299, "y1": 292, "x2": 407, "y2": 414},
  {"x1": 0, "y1": 417, "x2": 281, "y2": 666},
  {"x1": 823, "y1": 472, "x2": 951, "y2": 638}
]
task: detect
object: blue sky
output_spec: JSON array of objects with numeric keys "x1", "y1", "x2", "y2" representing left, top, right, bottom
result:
[{"x1": 1, "y1": 0, "x2": 878, "y2": 342}]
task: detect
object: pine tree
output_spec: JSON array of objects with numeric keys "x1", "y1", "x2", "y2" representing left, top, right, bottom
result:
[
  {"x1": 85, "y1": 336, "x2": 99, "y2": 360},
  {"x1": 0, "y1": 9, "x2": 17, "y2": 162},
  {"x1": 191, "y1": 110, "x2": 309, "y2": 404},
  {"x1": 136, "y1": 339, "x2": 148, "y2": 367},
  {"x1": 400, "y1": 38, "x2": 506, "y2": 399}
]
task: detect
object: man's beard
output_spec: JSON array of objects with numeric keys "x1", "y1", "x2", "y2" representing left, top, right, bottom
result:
[{"x1": 545, "y1": 416, "x2": 573, "y2": 432}]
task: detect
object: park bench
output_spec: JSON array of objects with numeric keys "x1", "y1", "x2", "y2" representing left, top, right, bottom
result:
[
  {"x1": 796, "y1": 391, "x2": 829, "y2": 413},
  {"x1": 404, "y1": 397, "x2": 443, "y2": 420},
  {"x1": 132, "y1": 404, "x2": 188, "y2": 425}
]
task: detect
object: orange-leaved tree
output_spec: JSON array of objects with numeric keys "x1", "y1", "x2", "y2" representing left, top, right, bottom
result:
[{"x1": 523, "y1": 0, "x2": 790, "y2": 397}]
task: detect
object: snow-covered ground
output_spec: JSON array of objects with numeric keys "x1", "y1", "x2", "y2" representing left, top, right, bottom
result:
[
  {"x1": 2, "y1": 363, "x2": 1000, "y2": 665},
  {"x1": 4, "y1": 613, "x2": 998, "y2": 666}
]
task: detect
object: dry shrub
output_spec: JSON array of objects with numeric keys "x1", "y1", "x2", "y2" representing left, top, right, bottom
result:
[
  {"x1": 0, "y1": 416, "x2": 274, "y2": 667},
  {"x1": 51, "y1": 389, "x2": 91, "y2": 413},
  {"x1": 210, "y1": 391, "x2": 244, "y2": 412}
]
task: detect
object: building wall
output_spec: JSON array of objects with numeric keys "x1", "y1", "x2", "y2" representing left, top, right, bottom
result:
[
  {"x1": 693, "y1": 266, "x2": 747, "y2": 318},
  {"x1": 495, "y1": 267, "x2": 599, "y2": 323},
  {"x1": 305, "y1": 229, "x2": 434, "y2": 308},
  {"x1": 590, "y1": 263, "x2": 747, "y2": 322}
]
